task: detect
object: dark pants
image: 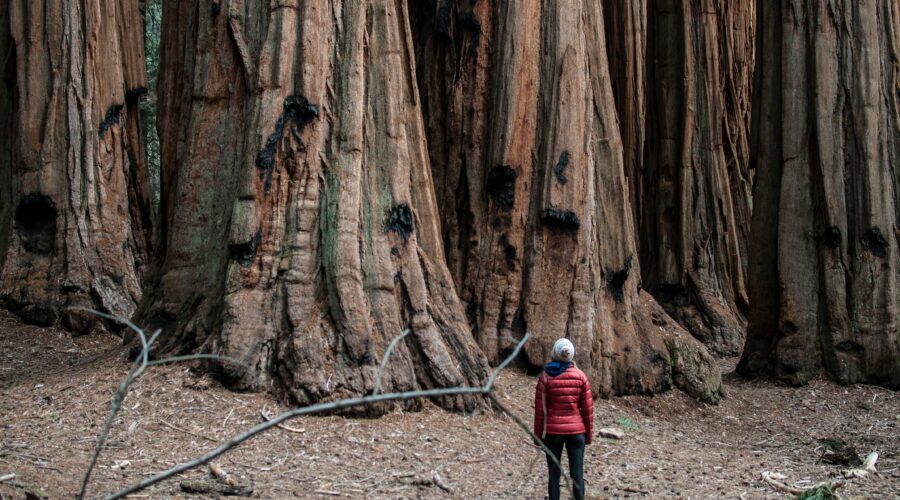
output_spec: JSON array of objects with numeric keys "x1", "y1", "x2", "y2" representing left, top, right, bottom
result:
[{"x1": 544, "y1": 433, "x2": 585, "y2": 500}]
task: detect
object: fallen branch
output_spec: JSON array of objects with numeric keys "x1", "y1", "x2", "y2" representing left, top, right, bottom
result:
[
  {"x1": 843, "y1": 451, "x2": 879, "y2": 479},
  {"x1": 761, "y1": 472, "x2": 806, "y2": 495},
  {"x1": 0, "y1": 473, "x2": 15, "y2": 482},
  {"x1": 431, "y1": 470, "x2": 451, "y2": 492},
  {"x1": 760, "y1": 471, "x2": 844, "y2": 496},
  {"x1": 260, "y1": 408, "x2": 306, "y2": 433},
  {"x1": 180, "y1": 479, "x2": 252, "y2": 497},
  {"x1": 209, "y1": 463, "x2": 236, "y2": 486}
]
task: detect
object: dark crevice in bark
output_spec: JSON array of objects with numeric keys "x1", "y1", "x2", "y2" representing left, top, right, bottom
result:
[
  {"x1": 606, "y1": 255, "x2": 633, "y2": 303},
  {"x1": 14, "y1": 193, "x2": 57, "y2": 254},
  {"x1": 228, "y1": 228, "x2": 262, "y2": 267}
]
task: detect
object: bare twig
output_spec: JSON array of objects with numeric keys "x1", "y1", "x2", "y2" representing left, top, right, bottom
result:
[
  {"x1": 488, "y1": 393, "x2": 575, "y2": 499},
  {"x1": 74, "y1": 309, "x2": 249, "y2": 500},
  {"x1": 105, "y1": 334, "x2": 533, "y2": 499},
  {"x1": 373, "y1": 329, "x2": 411, "y2": 395},
  {"x1": 75, "y1": 307, "x2": 156, "y2": 500},
  {"x1": 159, "y1": 420, "x2": 218, "y2": 443},
  {"x1": 0, "y1": 473, "x2": 15, "y2": 482}
]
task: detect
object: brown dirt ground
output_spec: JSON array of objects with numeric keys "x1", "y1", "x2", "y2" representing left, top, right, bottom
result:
[{"x1": 0, "y1": 310, "x2": 898, "y2": 499}]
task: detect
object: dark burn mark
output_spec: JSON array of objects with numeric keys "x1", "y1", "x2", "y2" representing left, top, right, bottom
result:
[
  {"x1": 486, "y1": 165, "x2": 517, "y2": 211},
  {"x1": 539, "y1": 209, "x2": 580, "y2": 238},
  {"x1": 385, "y1": 203, "x2": 415, "y2": 241},
  {"x1": 124, "y1": 87, "x2": 148, "y2": 103},
  {"x1": 435, "y1": 0, "x2": 452, "y2": 39},
  {"x1": 825, "y1": 226, "x2": 841, "y2": 250},
  {"x1": 256, "y1": 95, "x2": 320, "y2": 192},
  {"x1": 229, "y1": 229, "x2": 262, "y2": 267},
  {"x1": 457, "y1": 11, "x2": 482, "y2": 56},
  {"x1": 554, "y1": 151, "x2": 571, "y2": 185},
  {"x1": 606, "y1": 255, "x2": 634, "y2": 303},
  {"x1": 98, "y1": 104, "x2": 124, "y2": 137},
  {"x1": 500, "y1": 234, "x2": 516, "y2": 268},
  {"x1": 211, "y1": 1, "x2": 221, "y2": 17},
  {"x1": 861, "y1": 227, "x2": 887, "y2": 258},
  {"x1": 14, "y1": 193, "x2": 57, "y2": 254}
]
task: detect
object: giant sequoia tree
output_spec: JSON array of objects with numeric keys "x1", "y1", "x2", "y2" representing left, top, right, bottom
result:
[
  {"x1": 0, "y1": 1, "x2": 153, "y2": 333},
  {"x1": 739, "y1": 0, "x2": 900, "y2": 388},
  {"x1": 137, "y1": 0, "x2": 490, "y2": 411},
  {"x1": 641, "y1": 0, "x2": 754, "y2": 356},
  {"x1": 603, "y1": 0, "x2": 754, "y2": 356},
  {"x1": 411, "y1": 0, "x2": 722, "y2": 401}
]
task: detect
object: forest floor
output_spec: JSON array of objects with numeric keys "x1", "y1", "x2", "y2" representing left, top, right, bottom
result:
[{"x1": 0, "y1": 311, "x2": 898, "y2": 499}]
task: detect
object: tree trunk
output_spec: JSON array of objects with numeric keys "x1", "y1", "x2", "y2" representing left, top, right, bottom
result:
[
  {"x1": 138, "y1": 0, "x2": 490, "y2": 412},
  {"x1": 412, "y1": 0, "x2": 722, "y2": 401},
  {"x1": 602, "y1": 0, "x2": 646, "y2": 239},
  {"x1": 739, "y1": 0, "x2": 900, "y2": 389},
  {"x1": 642, "y1": 0, "x2": 754, "y2": 356},
  {"x1": 0, "y1": 1, "x2": 153, "y2": 334},
  {"x1": 604, "y1": 0, "x2": 754, "y2": 356}
]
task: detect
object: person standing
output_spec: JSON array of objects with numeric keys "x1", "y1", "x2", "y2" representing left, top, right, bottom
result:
[{"x1": 533, "y1": 338, "x2": 594, "y2": 500}]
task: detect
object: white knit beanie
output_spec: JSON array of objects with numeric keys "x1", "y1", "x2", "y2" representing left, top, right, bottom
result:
[{"x1": 551, "y1": 338, "x2": 575, "y2": 362}]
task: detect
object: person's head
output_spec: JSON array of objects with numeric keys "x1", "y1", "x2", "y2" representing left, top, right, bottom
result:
[{"x1": 551, "y1": 338, "x2": 575, "y2": 362}]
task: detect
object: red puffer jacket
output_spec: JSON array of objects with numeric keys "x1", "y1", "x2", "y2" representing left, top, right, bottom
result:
[{"x1": 533, "y1": 364, "x2": 594, "y2": 443}]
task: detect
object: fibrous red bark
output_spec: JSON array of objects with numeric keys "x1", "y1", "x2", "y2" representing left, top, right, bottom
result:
[
  {"x1": 739, "y1": 0, "x2": 900, "y2": 388},
  {"x1": 412, "y1": 0, "x2": 722, "y2": 401},
  {"x1": 138, "y1": 0, "x2": 490, "y2": 412},
  {"x1": 0, "y1": 0, "x2": 153, "y2": 334}
]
